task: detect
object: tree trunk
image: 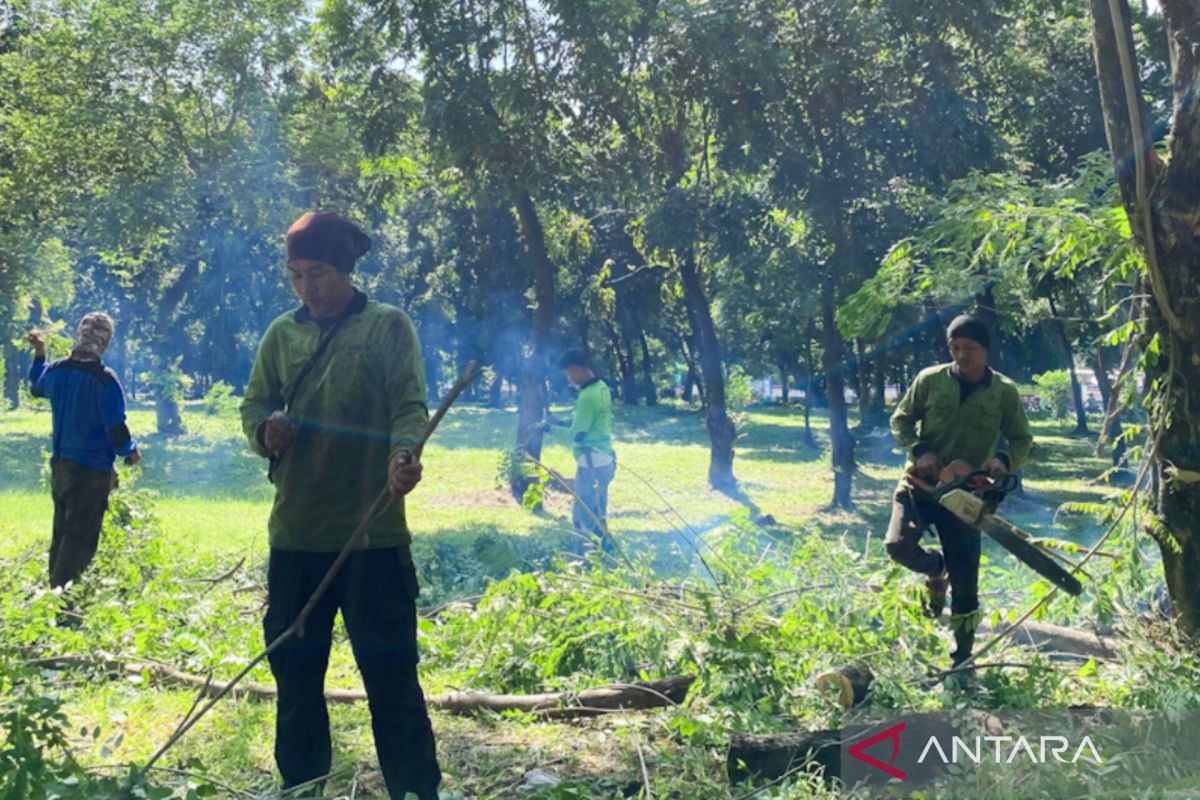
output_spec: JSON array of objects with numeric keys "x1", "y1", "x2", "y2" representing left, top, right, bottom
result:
[
  {"x1": 1089, "y1": 0, "x2": 1200, "y2": 633},
  {"x1": 680, "y1": 249, "x2": 736, "y2": 490},
  {"x1": 1048, "y1": 294, "x2": 1088, "y2": 434},
  {"x1": 1096, "y1": 294, "x2": 1141, "y2": 467},
  {"x1": 974, "y1": 286, "x2": 1006, "y2": 375},
  {"x1": 682, "y1": 363, "x2": 695, "y2": 403},
  {"x1": 1090, "y1": 347, "x2": 1127, "y2": 470},
  {"x1": 803, "y1": 322, "x2": 817, "y2": 447},
  {"x1": 1091, "y1": 349, "x2": 1111, "y2": 425},
  {"x1": 633, "y1": 307, "x2": 657, "y2": 406},
  {"x1": 151, "y1": 252, "x2": 205, "y2": 436},
  {"x1": 925, "y1": 303, "x2": 951, "y2": 365},
  {"x1": 113, "y1": 328, "x2": 131, "y2": 394},
  {"x1": 510, "y1": 188, "x2": 557, "y2": 501},
  {"x1": 822, "y1": 287, "x2": 855, "y2": 509},
  {"x1": 679, "y1": 330, "x2": 704, "y2": 406},
  {"x1": 611, "y1": 323, "x2": 639, "y2": 406},
  {"x1": 855, "y1": 338, "x2": 870, "y2": 425},
  {"x1": 2, "y1": 337, "x2": 20, "y2": 410},
  {"x1": 488, "y1": 369, "x2": 504, "y2": 408},
  {"x1": 424, "y1": 335, "x2": 442, "y2": 404},
  {"x1": 153, "y1": 357, "x2": 184, "y2": 436},
  {"x1": 872, "y1": 355, "x2": 887, "y2": 420},
  {"x1": 779, "y1": 360, "x2": 789, "y2": 405},
  {"x1": 622, "y1": 332, "x2": 639, "y2": 405}
]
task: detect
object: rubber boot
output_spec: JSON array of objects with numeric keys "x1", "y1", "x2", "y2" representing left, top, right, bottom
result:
[{"x1": 947, "y1": 613, "x2": 979, "y2": 693}]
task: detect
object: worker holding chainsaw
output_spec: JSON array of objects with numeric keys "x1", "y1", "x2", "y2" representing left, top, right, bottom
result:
[
  {"x1": 886, "y1": 314, "x2": 1033, "y2": 676},
  {"x1": 240, "y1": 212, "x2": 441, "y2": 799}
]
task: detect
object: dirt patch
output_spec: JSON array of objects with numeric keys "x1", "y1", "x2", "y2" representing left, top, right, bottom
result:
[
  {"x1": 437, "y1": 488, "x2": 574, "y2": 515},
  {"x1": 439, "y1": 488, "x2": 522, "y2": 509}
]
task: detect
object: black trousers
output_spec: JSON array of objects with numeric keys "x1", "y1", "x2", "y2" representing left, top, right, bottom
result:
[
  {"x1": 264, "y1": 547, "x2": 441, "y2": 799},
  {"x1": 884, "y1": 490, "x2": 981, "y2": 664},
  {"x1": 49, "y1": 458, "x2": 114, "y2": 589}
]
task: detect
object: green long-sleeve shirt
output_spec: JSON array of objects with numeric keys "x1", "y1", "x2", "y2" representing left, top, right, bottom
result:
[
  {"x1": 240, "y1": 291, "x2": 429, "y2": 551},
  {"x1": 891, "y1": 363, "x2": 1032, "y2": 475}
]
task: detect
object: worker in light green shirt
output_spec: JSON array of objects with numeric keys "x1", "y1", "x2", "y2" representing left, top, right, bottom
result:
[
  {"x1": 239, "y1": 211, "x2": 441, "y2": 799},
  {"x1": 885, "y1": 314, "x2": 1032, "y2": 678},
  {"x1": 551, "y1": 348, "x2": 616, "y2": 551}
]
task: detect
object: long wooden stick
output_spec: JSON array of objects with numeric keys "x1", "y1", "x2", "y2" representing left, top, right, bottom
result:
[
  {"x1": 31, "y1": 654, "x2": 691, "y2": 719},
  {"x1": 144, "y1": 362, "x2": 478, "y2": 771}
]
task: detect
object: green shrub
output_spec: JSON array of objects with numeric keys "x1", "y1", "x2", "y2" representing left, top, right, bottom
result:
[
  {"x1": 200, "y1": 381, "x2": 237, "y2": 416},
  {"x1": 726, "y1": 365, "x2": 752, "y2": 409},
  {"x1": 1033, "y1": 369, "x2": 1072, "y2": 419}
]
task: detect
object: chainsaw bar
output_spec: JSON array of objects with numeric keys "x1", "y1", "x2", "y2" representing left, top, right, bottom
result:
[
  {"x1": 907, "y1": 474, "x2": 1084, "y2": 597},
  {"x1": 976, "y1": 514, "x2": 1083, "y2": 596}
]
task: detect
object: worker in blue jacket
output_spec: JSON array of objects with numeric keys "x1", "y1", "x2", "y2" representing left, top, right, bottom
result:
[{"x1": 27, "y1": 312, "x2": 139, "y2": 589}]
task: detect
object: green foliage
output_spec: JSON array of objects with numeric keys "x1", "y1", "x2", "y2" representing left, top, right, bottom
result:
[
  {"x1": 838, "y1": 151, "x2": 1142, "y2": 352},
  {"x1": 141, "y1": 361, "x2": 192, "y2": 406},
  {"x1": 0, "y1": 673, "x2": 222, "y2": 798},
  {"x1": 199, "y1": 381, "x2": 237, "y2": 417},
  {"x1": 1033, "y1": 369, "x2": 1073, "y2": 419},
  {"x1": 0, "y1": 668, "x2": 76, "y2": 799},
  {"x1": 724, "y1": 365, "x2": 752, "y2": 410},
  {"x1": 496, "y1": 448, "x2": 527, "y2": 495},
  {"x1": 1, "y1": 0, "x2": 1195, "y2": 794},
  {"x1": 0, "y1": 405, "x2": 1191, "y2": 797}
]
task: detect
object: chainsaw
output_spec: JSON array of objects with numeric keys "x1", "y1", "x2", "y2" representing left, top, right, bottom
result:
[{"x1": 905, "y1": 468, "x2": 1083, "y2": 597}]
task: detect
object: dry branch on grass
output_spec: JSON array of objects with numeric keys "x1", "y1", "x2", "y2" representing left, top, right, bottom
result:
[{"x1": 27, "y1": 655, "x2": 693, "y2": 719}]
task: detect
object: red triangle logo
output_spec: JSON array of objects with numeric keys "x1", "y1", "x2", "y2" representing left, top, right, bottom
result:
[{"x1": 848, "y1": 721, "x2": 907, "y2": 781}]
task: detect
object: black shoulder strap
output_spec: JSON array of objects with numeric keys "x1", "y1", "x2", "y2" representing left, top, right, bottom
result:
[{"x1": 282, "y1": 313, "x2": 352, "y2": 413}]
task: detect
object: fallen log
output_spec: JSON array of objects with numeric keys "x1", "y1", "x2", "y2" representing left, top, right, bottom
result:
[
  {"x1": 729, "y1": 713, "x2": 994, "y2": 785},
  {"x1": 28, "y1": 655, "x2": 692, "y2": 719},
  {"x1": 974, "y1": 619, "x2": 1119, "y2": 661},
  {"x1": 434, "y1": 677, "x2": 693, "y2": 718},
  {"x1": 727, "y1": 729, "x2": 841, "y2": 784}
]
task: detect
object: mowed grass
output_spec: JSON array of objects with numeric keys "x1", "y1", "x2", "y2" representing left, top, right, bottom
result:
[{"x1": 1, "y1": 398, "x2": 1117, "y2": 573}]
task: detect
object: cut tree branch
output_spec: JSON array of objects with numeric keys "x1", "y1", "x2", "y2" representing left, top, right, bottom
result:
[{"x1": 27, "y1": 655, "x2": 693, "y2": 719}]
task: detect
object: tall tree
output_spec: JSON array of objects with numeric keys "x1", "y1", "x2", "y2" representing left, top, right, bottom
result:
[
  {"x1": 0, "y1": 0, "x2": 307, "y2": 431},
  {"x1": 1088, "y1": 0, "x2": 1200, "y2": 633},
  {"x1": 759, "y1": 0, "x2": 1004, "y2": 507},
  {"x1": 334, "y1": 0, "x2": 571, "y2": 499}
]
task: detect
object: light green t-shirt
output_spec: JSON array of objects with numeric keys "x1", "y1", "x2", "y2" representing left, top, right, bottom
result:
[{"x1": 570, "y1": 378, "x2": 615, "y2": 464}]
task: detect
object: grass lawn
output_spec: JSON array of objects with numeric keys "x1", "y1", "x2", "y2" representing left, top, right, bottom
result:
[
  {"x1": 0, "y1": 398, "x2": 1129, "y2": 798},
  {"x1": 0, "y1": 399, "x2": 1115, "y2": 566}
]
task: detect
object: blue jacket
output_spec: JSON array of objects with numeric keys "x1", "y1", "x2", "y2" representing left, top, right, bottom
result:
[{"x1": 29, "y1": 356, "x2": 138, "y2": 471}]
